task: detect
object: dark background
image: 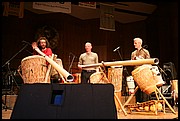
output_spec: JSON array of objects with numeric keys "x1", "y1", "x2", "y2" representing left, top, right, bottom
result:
[{"x1": 2, "y1": 2, "x2": 178, "y2": 78}]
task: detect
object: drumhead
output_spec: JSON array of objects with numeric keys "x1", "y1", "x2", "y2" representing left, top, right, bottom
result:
[{"x1": 21, "y1": 55, "x2": 45, "y2": 62}]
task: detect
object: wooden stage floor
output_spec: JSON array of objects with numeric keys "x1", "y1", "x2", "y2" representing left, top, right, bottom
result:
[{"x1": 2, "y1": 108, "x2": 178, "y2": 119}]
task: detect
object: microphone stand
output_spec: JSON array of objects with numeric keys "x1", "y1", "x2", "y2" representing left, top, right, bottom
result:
[
  {"x1": 2, "y1": 43, "x2": 29, "y2": 68},
  {"x1": 116, "y1": 49, "x2": 130, "y2": 76},
  {"x1": 116, "y1": 49, "x2": 130, "y2": 97},
  {"x1": 2, "y1": 43, "x2": 28, "y2": 111},
  {"x1": 68, "y1": 54, "x2": 76, "y2": 73}
]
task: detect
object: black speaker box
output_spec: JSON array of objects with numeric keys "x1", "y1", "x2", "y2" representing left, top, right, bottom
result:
[{"x1": 11, "y1": 83, "x2": 117, "y2": 119}]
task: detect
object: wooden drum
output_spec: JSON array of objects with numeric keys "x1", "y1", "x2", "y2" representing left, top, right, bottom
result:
[
  {"x1": 131, "y1": 64, "x2": 157, "y2": 95},
  {"x1": 90, "y1": 72, "x2": 108, "y2": 84},
  {"x1": 108, "y1": 66, "x2": 123, "y2": 111},
  {"x1": 108, "y1": 66, "x2": 123, "y2": 93},
  {"x1": 72, "y1": 73, "x2": 81, "y2": 83},
  {"x1": 21, "y1": 55, "x2": 48, "y2": 84}
]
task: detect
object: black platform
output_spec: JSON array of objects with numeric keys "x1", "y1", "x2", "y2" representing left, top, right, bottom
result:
[{"x1": 11, "y1": 83, "x2": 117, "y2": 119}]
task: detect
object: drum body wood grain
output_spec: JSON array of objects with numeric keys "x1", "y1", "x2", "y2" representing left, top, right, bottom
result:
[
  {"x1": 108, "y1": 67, "x2": 123, "y2": 93},
  {"x1": 21, "y1": 55, "x2": 48, "y2": 84}
]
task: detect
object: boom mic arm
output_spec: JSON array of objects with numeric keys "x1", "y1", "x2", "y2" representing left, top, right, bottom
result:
[{"x1": 113, "y1": 46, "x2": 120, "y2": 52}]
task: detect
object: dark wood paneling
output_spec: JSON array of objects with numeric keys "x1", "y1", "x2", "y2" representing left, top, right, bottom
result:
[{"x1": 2, "y1": 3, "x2": 178, "y2": 78}]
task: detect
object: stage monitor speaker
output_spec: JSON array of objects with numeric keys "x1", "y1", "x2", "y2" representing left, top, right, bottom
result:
[
  {"x1": 163, "y1": 62, "x2": 177, "y2": 80},
  {"x1": 11, "y1": 83, "x2": 117, "y2": 119}
]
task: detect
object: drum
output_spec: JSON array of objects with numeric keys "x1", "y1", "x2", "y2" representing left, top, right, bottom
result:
[
  {"x1": 131, "y1": 64, "x2": 157, "y2": 95},
  {"x1": 51, "y1": 58, "x2": 63, "y2": 76},
  {"x1": 51, "y1": 58, "x2": 63, "y2": 77},
  {"x1": 72, "y1": 73, "x2": 81, "y2": 83},
  {"x1": 21, "y1": 55, "x2": 48, "y2": 84},
  {"x1": 90, "y1": 72, "x2": 108, "y2": 84},
  {"x1": 171, "y1": 80, "x2": 178, "y2": 98},
  {"x1": 108, "y1": 66, "x2": 123, "y2": 92},
  {"x1": 126, "y1": 76, "x2": 135, "y2": 94},
  {"x1": 151, "y1": 66, "x2": 165, "y2": 87}
]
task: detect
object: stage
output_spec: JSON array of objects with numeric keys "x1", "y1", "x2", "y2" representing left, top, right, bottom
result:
[{"x1": 2, "y1": 93, "x2": 178, "y2": 119}]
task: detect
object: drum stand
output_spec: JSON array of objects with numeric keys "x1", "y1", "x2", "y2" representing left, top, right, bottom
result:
[
  {"x1": 123, "y1": 86, "x2": 176, "y2": 114},
  {"x1": 98, "y1": 64, "x2": 127, "y2": 116},
  {"x1": 2, "y1": 75, "x2": 12, "y2": 111}
]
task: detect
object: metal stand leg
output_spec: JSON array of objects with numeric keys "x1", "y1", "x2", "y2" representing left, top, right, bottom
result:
[
  {"x1": 7, "y1": 63, "x2": 20, "y2": 95},
  {"x1": 2, "y1": 90, "x2": 12, "y2": 111}
]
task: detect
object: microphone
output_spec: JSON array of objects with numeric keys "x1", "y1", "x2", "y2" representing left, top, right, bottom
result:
[
  {"x1": 143, "y1": 45, "x2": 148, "y2": 49},
  {"x1": 22, "y1": 40, "x2": 31, "y2": 46},
  {"x1": 113, "y1": 46, "x2": 120, "y2": 52}
]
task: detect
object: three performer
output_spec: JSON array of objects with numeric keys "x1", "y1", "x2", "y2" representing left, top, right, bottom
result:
[{"x1": 18, "y1": 36, "x2": 177, "y2": 107}]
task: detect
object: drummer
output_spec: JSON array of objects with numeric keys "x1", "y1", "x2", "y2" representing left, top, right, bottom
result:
[
  {"x1": 31, "y1": 36, "x2": 53, "y2": 65},
  {"x1": 78, "y1": 42, "x2": 99, "y2": 84},
  {"x1": 131, "y1": 37, "x2": 151, "y2": 103}
]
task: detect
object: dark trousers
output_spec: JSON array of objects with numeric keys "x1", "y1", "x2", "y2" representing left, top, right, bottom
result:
[{"x1": 81, "y1": 70, "x2": 96, "y2": 84}]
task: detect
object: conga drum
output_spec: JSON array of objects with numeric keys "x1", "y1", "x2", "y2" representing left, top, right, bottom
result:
[
  {"x1": 108, "y1": 66, "x2": 123, "y2": 92},
  {"x1": 108, "y1": 66, "x2": 123, "y2": 111},
  {"x1": 131, "y1": 64, "x2": 157, "y2": 95},
  {"x1": 21, "y1": 55, "x2": 48, "y2": 84},
  {"x1": 90, "y1": 72, "x2": 108, "y2": 84},
  {"x1": 72, "y1": 73, "x2": 81, "y2": 83}
]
